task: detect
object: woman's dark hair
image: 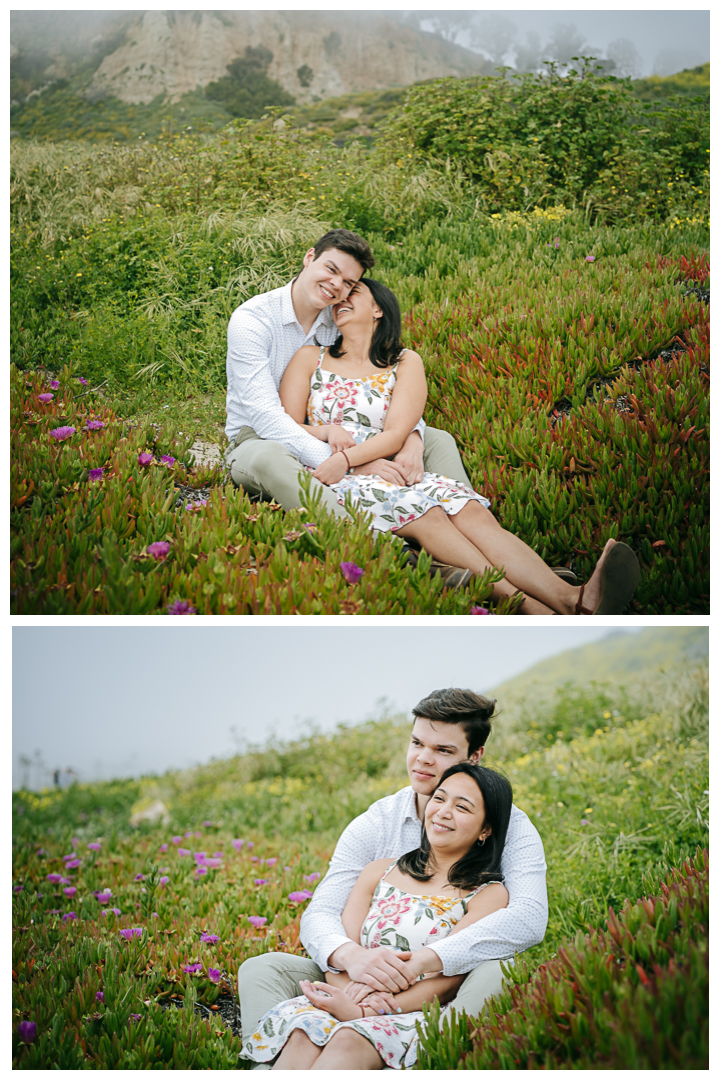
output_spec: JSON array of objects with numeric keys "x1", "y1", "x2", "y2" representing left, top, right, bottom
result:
[
  {"x1": 328, "y1": 278, "x2": 405, "y2": 369},
  {"x1": 397, "y1": 763, "x2": 513, "y2": 892}
]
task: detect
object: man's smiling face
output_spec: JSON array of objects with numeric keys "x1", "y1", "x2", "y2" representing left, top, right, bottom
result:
[
  {"x1": 298, "y1": 246, "x2": 364, "y2": 311},
  {"x1": 406, "y1": 717, "x2": 482, "y2": 797}
]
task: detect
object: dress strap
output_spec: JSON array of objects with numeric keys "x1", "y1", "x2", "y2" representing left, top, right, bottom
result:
[
  {"x1": 380, "y1": 860, "x2": 398, "y2": 882},
  {"x1": 317, "y1": 346, "x2": 325, "y2": 368}
]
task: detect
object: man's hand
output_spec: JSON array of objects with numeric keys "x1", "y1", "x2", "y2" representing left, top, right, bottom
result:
[
  {"x1": 401, "y1": 946, "x2": 444, "y2": 984},
  {"x1": 325, "y1": 425, "x2": 356, "y2": 454},
  {"x1": 352, "y1": 459, "x2": 408, "y2": 486},
  {"x1": 392, "y1": 431, "x2": 425, "y2": 486},
  {"x1": 340, "y1": 946, "x2": 414, "y2": 993},
  {"x1": 311, "y1": 452, "x2": 349, "y2": 486}
]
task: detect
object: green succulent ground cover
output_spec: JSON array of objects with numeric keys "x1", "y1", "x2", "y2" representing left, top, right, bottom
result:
[
  {"x1": 10, "y1": 67, "x2": 709, "y2": 613},
  {"x1": 12, "y1": 663, "x2": 708, "y2": 1068}
]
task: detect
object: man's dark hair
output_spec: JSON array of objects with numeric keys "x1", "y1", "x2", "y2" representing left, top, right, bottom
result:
[
  {"x1": 327, "y1": 277, "x2": 404, "y2": 370},
  {"x1": 397, "y1": 762, "x2": 512, "y2": 891},
  {"x1": 310, "y1": 229, "x2": 375, "y2": 273},
  {"x1": 412, "y1": 688, "x2": 497, "y2": 756}
]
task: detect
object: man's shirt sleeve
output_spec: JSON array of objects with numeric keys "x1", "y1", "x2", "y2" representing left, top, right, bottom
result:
[
  {"x1": 429, "y1": 811, "x2": 548, "y2": 975},
  {"x1": 226, "y1": 308, "x2": 332, "y2": 468},
  {"x1": 300, "y1": 807, "x2": 382, "y2": 970}
]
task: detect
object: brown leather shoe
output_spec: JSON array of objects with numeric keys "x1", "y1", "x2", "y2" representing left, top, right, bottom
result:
[{"x1": 402, "y1": 548, "x2": 473, "y2": 589}]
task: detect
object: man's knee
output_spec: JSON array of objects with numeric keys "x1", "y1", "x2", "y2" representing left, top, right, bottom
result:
[{"x1": 428, "y1": 427, "x2": 458, "y2": 451}]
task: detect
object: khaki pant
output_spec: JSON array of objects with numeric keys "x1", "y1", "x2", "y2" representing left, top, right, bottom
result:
[
  {"x1": 225, "y1": 426, "x2": 472, "y2": 515},
  {"x1": 238, "y1": 950, "x2": 505, "y2": 1069}
]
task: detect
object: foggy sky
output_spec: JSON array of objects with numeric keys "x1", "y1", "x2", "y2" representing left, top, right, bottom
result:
[{"x1": 13, "y1": 626, "x2": 625, "y2": 789}]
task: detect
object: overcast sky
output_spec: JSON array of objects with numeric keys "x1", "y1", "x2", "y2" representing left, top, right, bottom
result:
[{"x1": 13, "y1": 625, "x2": 638, "y2": 789}]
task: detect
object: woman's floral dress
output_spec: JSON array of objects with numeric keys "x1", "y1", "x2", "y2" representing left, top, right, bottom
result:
[
  {"x1": 307, "y1": 348, "x2": 490, "y2": 531},
  {"x1": 241, "y1": 863, "x2": 491, "y2": 1069}
]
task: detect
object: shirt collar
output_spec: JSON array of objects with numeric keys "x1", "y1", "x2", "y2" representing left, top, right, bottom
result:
[
  {"x1": 282, "y1": 278, "x2": 337, "y2": 335},
  {"x1": 401, "y1": 785, "x2": 422, "y2": 825}
]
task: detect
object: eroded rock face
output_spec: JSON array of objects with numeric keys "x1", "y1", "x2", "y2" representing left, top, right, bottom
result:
[{"x1": 84, "y1": 10, "x2": 486, "y2": 105}]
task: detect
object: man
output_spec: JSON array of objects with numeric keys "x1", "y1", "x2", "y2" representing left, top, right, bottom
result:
[
  {"x1": 238, "y1": 688, "x2": 547, "y2": 1048},
  {"x1": 224, "y1": 229, "x2": 474, "y2": 583}
]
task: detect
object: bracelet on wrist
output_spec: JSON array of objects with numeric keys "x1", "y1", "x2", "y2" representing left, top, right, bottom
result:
[{"x1": 339, "y1": 449, "x2": 353, "y2": 474}]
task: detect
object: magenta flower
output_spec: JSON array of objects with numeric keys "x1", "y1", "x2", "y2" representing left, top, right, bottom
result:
[
  {"x1": 88, "y1": 842, "x2": 101, "y2": 851},
  {"x1": 246, "y1": 841, "x2": 254, "y2": 849},
  {"x1": 254, "y1": 878, "x2": 268, "y2": 886},
  {"x1": 38, "y1": 393, "x2": 54, "y2": 403},
  {"x1": 585, "y1": 255, "x2": 596, "y2": 262},
  {"x1": 50, "y1": 380, "x2": 60, "y2": 390},
  {"x1": 129, "y1": 1014, "x2": 141, "y2": 1024},
  {"x1": 102, "y1": 908, "x2": 122, "y2": 917},
  {"x1": 304, "y1": 872, "x2": 321, "y2": 883},
  {"x1": 186, "y1": 499, "x2": 209, "y2": 512},
  {"x1": 65, "y1": 859, "x2": 81, "y2": 869},
  {"x1": 78, "y1": 377, "x2": 89, "y2": 385},
  {"x1": 119, "y1": 928, "x2": 142, "y2": 940},
  {"x1": 62, "y1": 912, "x2": 78, "y2": 922},
  {"x1": 195, "y1": 866, "x2": 208, "y2": 876},
  {"x1": 340, "y1": 561, "x2": 364, "y2": 584},
  {"x1": 284, "y1": 866, "x2": 292, "y2": 872},
  {"x1": 88, "y1": 467, "x2": 104, "y2": 482},
  {"x1": 63, "y1": 886, "x2": 77, "y2": 898},
  {"x1": 14, "y1": 885, "x2": 24, "y2": 892},
  {"x1": 208, "y1": 968, "x2": 221, "y2": 984},
  {"x1": 134, "y1": 873, "x2": 145, "y2": 881},
  {"x1": 178, "y1": 848, "x2": 191, "y2": 857},
  {"x1": 148, "y1": 541, "x2": 170, "y2": 560},
  {"x1": 183, "y1": 963, "x2": 203, "y2": 974},
  {"x1": 138, "y1": 452, "x2": 153, "y2": 466},
  {"x1": 95, "y1": 889, "x2": 112, "y2": 903},
  {"x1": 251, "y1": 856, "x2": 259, "y2": 863},
  {"x1": 581, "y1": 818, "x2": 590, "y2": 825},
  {"x1": 193, "y1": 852, "x2": 207, "y2": 862},
  {"x1": 203, "y1": 858, "x2": 223, "y2": 869},
  {"x1": 172, "y1": 836, "x2": 182, "y2": 845},
  {"x1": 159, "y1": 844, "x2": 168, "y2": 853},
  {"x1": 95, "y1": 991, "x2": 104, "y2": 1003},
  {"x1": 288, "y1": 890, "x2": 313, "y2": 903},
  {"x1": 46, "y1": 873, "x2": 63, "y2": 883},
  {"x1": 18, "y1": 1021, "x2": 37, "y2": 1043},
  {"x1": 232, "y1": 839, "x2": 244, "y2": 851},
  {"x1": 184, "y1": 831, "x2": 193, "y2": 838},
  {"x1": 265, "y1": 858, "x2": 278, "y2": 866},
  {"x1": 166, "y1": 600, "x2": 197, "y2": 615},
  {"x1": 470, "y1": 606, "x2": 489, "y2": 615},
  {"x1": 72, "y1": 838, "x2": 80, "y2": 847},
  {"x1": 212, "y1": 852, "x2": 223, "y2": 859},
  {"x1": 200, "y1": 932, "x2": 220, "y2": 944},
  {"x1": 86, "y1": 419, "x2": 105, "y2": 430},
  {"x1": 304, "y1": 523, "x2": 319, "y2": 532},
  {"x1": 248, "y1": 916, "x2": 267, "y2": 929},
  {"x1": 159, "y1": 876, "x2": 169, "y2": 885},
  {"x1": 161, "y1": 455, "x2": 175, "y2": 465},
  {"x1": 202, "y1": 821, "x2": 215, "y2": 828},
  {"x1": 50, "y1": 426, "x2": 76, "y2": 441}
]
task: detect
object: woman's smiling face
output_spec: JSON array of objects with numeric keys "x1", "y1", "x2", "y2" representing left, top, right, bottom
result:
[
  {"x1": 332, "y1": 281, "x2": 382, "y2": 330},
  {"x1": 424, "y1": 771, "x2": 491, "y2": 854}
]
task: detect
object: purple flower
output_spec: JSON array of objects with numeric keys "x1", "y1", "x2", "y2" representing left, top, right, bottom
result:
[
  {"x1": 251, "y1": 856, "x2": 259, "y2": 863},
  {"x1": 138, "y1": 452, "x2": 153, "y2": 466},
  {"x1": 62, "y1": 912, "x2": 78, "y2": 922},
  {"x1": 152, "y1": 912, "x2": 158, "y2": 918},
  {"x1": 72, "y1": 838, "x2": 80, "y2": 847},
  {"x1": 183, "y1": 963, "x2": 203, "y2": 974},
  {"x1": 208, "y1": 968, "x2": 221, "y2": 984},
  {"x1": 203, "y1": 858, "x2": 223, "y2": 869},
  {"x1": 86, "y1": 419, "x2": 105, "y2": 430},
  {"x1": 246, "y1": 841, "x2": 254, "y2": 850},
  {"x1": 102, "y1": 908, "x2": 122, "y2": 917},
  {"x1": 159, "y1": 844, "x2": 168, "y2": 853},
  {"x1": 248, "y1": 916, "x2": 267, "y2": 929},
  {"x1": 134, "y1": 873, "x2": 145, "y2": 881},
  {"x1": 63, "y1": 886, "x2": 77, "y2": 898},
  {"x1": 232, "y1": 839, "x2": 244, "y2": 851},
  {"x1": 88, "y1": 842, "x2": 101, "y2": 851},
  {"x1": 254, "y1": 878, "x2": 268, "y2": 886},
  {"x1": 193, "y1": 852, "x2": 207, "y2": 862},
  {"x1": 186, "y1": 499, "x2": 209, "y2": 512},
  {"x1": 38, "y1": 393, "x2": 54, "y2": 403},
  {"x1": 18, "y1": 1021, "x2": 37, "y2": 1043},
  {"x1": 585, "y1": 255, "x2": 596, "y2": 262},
  {"x1": 148, "y1": 541, "x2": 170, "y2": 560},
  {"x1": 119, "y1": 928, "x2": 142, "y2": 940},
  {"x1": 184, "y1": 831, "x2": 193, "y2": 838},
  {"x1": 581, "y1": 818, "x2": 590, "y2": 825},
  {"x1": 166, "y1": 600, "x2": 197, "y2": 615},
  {"x1": 200, "y1": 932, "x2": 220, "y2": 944},
  {"x1": 304, "y1": 873, "x2": 321, "y2": 883},
  {"x1": 340, "y1": 561, "x2": 364, "y2": 584},
  {"x1": 49, "y1": 908, "x2": 61, "y2": 915},
  {"x1": 88, "y1": 467, "x2": 104, "y2": 482},
  {"x1": 202, "y1": 821, "x2": 215, "y2": 828},
  {"x1": 14, "y1": 885, "x2": 24, "y2": 892},
  {"x1": 195, "y1": 866, "x2": 208, "y2": 876},
  {"x1": 284, "y1": 866, "x2": 292, "y2": 872},
  {"x1": 50, "y1": 426, "x2": 76, "y2": 441},
  {"x1": 172, "y1": 836, "x2": 182, "y2": 845},
  {"x1": 50, "y1": 380, "x2": 60, "y2": 390},
  {"x1": 304, "y1": 523, "x2": 318, "y2": 532},
  {"x1": 177, "y1": 848, "x2": 191, "y2": 857},
  {"x1": 470, "y1": 606, "x2": 490, "y2": 615},
  {"x1": 288, "y1": 890, "x2": 313, "y2": 903},
  {"x1": 159, "y1": 876, "x2": 169, "y2": 886},
  {"x1": 95, "y1": 991, "x2": 104, "y2": 1003},
  {"x1": 265, "y1": 858, "x2": 277, "y2": 866},
  {"x1": 161, "y1": 455, "x2": 175, "y2": 466},
  {"x1": 46, "y1": 873, "x2": 63, "y2": 883},
  {"x1": 212, "y1": 852, "x2": 223, "y2": 859},
  {"x1": 65, "y1": 858, "x2": 82, "y2": 869},
  {"x1": 129, "y1": 1014, "x2": 141, "y2": 1023},
  {"x1": 78, "y1": 377, "x2": 89, "y2": 385},
  {"x1": 95, "y1": 890, "x2": 112, "y2": 903}
]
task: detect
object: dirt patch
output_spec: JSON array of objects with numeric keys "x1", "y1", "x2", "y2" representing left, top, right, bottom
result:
[{"x1": 190, "y1": 440, "x2": 223, "y2": 467}]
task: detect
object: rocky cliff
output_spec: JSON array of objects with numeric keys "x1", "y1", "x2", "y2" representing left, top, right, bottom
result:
[{"x1": 82, "y1": 10, "x2": 487, "y2": 105}]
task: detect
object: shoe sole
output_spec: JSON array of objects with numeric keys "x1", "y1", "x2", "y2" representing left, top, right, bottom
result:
[
  {"x1": 551, "y1": 566, "x2": 578, "y2": 586},
  {"x1": 594, "y1": 543, "x2": 640, "y2": 614}
]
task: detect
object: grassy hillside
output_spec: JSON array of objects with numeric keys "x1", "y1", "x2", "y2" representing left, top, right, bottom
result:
[
  {"x1": 633, "y1": 62, "x2": 709, "y2": 102},
  {"x1": 12, "y1": 656, "x2": 708, "y2": 1067}
]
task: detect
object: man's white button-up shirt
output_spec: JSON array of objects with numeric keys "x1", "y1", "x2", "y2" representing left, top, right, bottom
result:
[
  {"x1": 300, "y1": 786, "x2": 548, "y2": 976},
  {"x1": 225, "y1": 281, "x2": 338, "y2": 469}
]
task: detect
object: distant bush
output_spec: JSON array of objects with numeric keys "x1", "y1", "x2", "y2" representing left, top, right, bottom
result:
[{"x1": 205, "y1": 47, "x2": 295, "y2": 120}]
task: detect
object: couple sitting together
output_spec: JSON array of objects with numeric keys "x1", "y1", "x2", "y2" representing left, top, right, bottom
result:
[
  {"x1": 237, "y1": 688, "x2": 546, "y2": 1070},
  {"x1": 224, "y1": 228, "x2": 641, "y2": 615}
]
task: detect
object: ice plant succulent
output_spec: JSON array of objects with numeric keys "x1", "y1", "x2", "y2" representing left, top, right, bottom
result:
[
  {"x1": 248, "y1": 916, "x2": 267, "y2": 929},
  {"x1": 340, "y1": 561, "x2": 364, "y2": 584},
  {"x1": 50, "y1": 426, "x2": 76, "y2": 441},
  {"x1": 119, "y1": 928, "x2": 143, "y2": 940},
  {"x1": 208, "y1": 968, "x2": 221, "y2": 984},
  {"x1": 88, "y1": 468, "x2": 104, "y2": 482},
  {"x1": 166, "y1": 600, "x2": 197, "y2": 615},
  {"x1": 470, "y1": 606, "x2": 490, "y2": 615},
  {"x1": 18, "y1": 1021, "x2": 37, "y2": 1044},
  {"x1": 183, "y1": 963, "x2": 203, "y2": 974},
  {"x1": 86, "y1": 419, "x2": 105, "y2": 430},
  {"x1": 148, "y1": 541, "x2": 170, "y2": 560},
  {"x1": 137, "y1": 452, "x2": 153, "y2": 466},
  {"x1": 200, "y1": 932, "x2": 220, "y2": 944},
  {"x1": 38, "y1": 393, "x2": 54, "y2": 403}
]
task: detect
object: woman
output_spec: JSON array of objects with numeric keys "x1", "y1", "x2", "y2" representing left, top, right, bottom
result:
[
  {"x1": 241, "y1": 763, "x2": 513, "y2": 1070},
  {"x1": 279, "y1": 278, "x2": 640, "y2": 615}
]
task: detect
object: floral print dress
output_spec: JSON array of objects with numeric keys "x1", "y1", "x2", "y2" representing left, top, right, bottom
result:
[
  {"x1": 306, "y1": 348, "x2": 490, "y2": 531},
  {"x1": 241, "y1": 863, "x2": 491, "y2": 1070}
]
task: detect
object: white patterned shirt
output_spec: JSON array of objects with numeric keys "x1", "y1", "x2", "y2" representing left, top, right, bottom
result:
[
  {"x1": 300, "y1": 785, "x2": 548, "y2": 977},
  {"x1": 225, "y1": 281, "x2": 338, "y2": 468}
]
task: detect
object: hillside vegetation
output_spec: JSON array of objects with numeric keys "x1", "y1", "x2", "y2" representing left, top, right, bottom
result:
[
  {"x1": 12, "y1": 654, "x2": 709, "y2": 1068},
  {"x1": 10, "y1": 63, "x2": 709, "y2": 614}
]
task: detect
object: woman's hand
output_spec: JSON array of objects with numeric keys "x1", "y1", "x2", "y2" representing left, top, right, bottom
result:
[
  {"x1": 299, "y1": 980, "x2": 370, "y2": 1021},
  {"x1": 311, "y1": 452, "x2": 350, "y2": 486},
  {"x1": 325, "y1": 425, "x2": 356, "y2": 454}
]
